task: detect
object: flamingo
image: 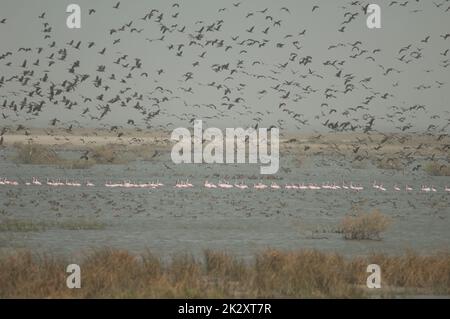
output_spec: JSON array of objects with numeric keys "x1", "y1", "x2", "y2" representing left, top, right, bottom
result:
[
  {"x1": 67, "y1": 180, "x2": 81, "y2": 187},
  {"x1": 270, "y1": 182, "x2": 281, "y2": 189},
  {"x1": 350, "y1": 182, "x2": 363, "y2": 191},
  {"x1": 218, "y1": 181, "x2": 233, "y2": 189},
  {"x1": 235, "y1": 182, "x2": 248, "y2": 189},
  {"x1": 254, "y1": 182, "x2": 267, "y2": 189},
  {"x1": 174, "y1": 180, "x2": 184, "y2": 188},
  {"x1": 175, "y1": 180, "x2": 193, "y2": 188},
  {"x1": 123, "y1": 181, "x2": 133, "y2": 188},
  {"x1": 445, "y1": 186, "x2": 450, "y2": 192},
  {"x1": 394, "y1": 185, "x2": 401, "y2": 191},
  {"x1": 405, "y1": 185, "x2": 413, "y2": 192},
  {"x1": 5, "y1": 178, "x2": 19, "y2": 186},
  {"x1": 421, "y1": 185, "x2": 431, "y2": 192},
  {"x1": 147, "y1": 180, "x2": 158, "y2": 188},
  {"x1": 204, "y1": 180, "x2": 217, "y2": 188},
  {"x1": 322, "y1": 182, "x2": 331, "y2": 190}
]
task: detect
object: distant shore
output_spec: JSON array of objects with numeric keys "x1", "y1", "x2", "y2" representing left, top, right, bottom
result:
[{"x1": 2, "y1": 129, "x2": 449, "y2": 160}]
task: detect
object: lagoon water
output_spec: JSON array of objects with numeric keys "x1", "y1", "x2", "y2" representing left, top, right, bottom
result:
[{"x1": 0, "y1": 148, "x2": 449, "y2": 259}]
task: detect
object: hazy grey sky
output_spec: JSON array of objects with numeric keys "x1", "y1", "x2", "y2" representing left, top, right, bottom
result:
[{"x1": 0, "y1": 0, "x2": 449, "y2": 133}]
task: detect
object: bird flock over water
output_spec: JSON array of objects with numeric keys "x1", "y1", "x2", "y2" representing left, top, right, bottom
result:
[
  {"x1": 0, "y1": 1, "x2": 449, "y2": 167},
  {"x1": 0, "y1": 176, "x2": 449, "y2": 193}
]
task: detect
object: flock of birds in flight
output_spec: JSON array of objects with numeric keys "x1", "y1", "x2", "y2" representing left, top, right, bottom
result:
[{"x1": 0, "y1": 1, "x2": 449, "y2": 167}]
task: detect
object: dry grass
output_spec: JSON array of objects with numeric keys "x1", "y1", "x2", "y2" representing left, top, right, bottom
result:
[
  {"x1": 424, "y1": 162, "x2": 450, "y2": 176},
  {"x1": 373, "y1": 157, "x2": 404, "y2": 170},
  {"x1": 0, "y1": 248, "x2": 448, "y2": 298},
  {"x1": 11, "y1": 143, "x2": 159, "y2": 168},
  {"x1": 0, "y1": 219, "x2": 44, "y2": 232},
  {"x1": 12, "y1": 143, "x2": 95, "y2": 168},
  {"x1": 89, "y1": 145, "x2": 126, "y2": 164},
  {"x1": 90, "y1": 144, "x2": 160, "y2": 163},
  {"x1": 340, "y1": 209, "x2": 391, "y2": 240},
  {"x1": 0, "y1": 218, "x2": 107, "y2": 232},
  {"x1": 13, "y1": 143, "x2": 61, "y2": 165}
]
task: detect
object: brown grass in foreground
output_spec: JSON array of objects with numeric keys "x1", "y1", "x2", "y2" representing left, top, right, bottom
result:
[{"x1": 0, "y1": 248, "x2": 448, "y2": 298}]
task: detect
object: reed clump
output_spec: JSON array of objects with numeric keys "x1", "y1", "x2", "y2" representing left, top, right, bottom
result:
[
  {"x1": 374, "y1": 157, "x2": 404, "y2": 170},
  {"x1": 13, "y1": 143, "x2": 61, "y2": 165},
  {"x1": 11, "y1": 143, "x2": 159, "y2": 167},
  {"x1": 424, "y1": 162, "x2": 450, "y2": 176},
  {"x1": 12, "y1": 143, "x2": 95, "y2": 168},
  {"x1": 340, "y1": 209, "x2": 391, "y2": 240}
]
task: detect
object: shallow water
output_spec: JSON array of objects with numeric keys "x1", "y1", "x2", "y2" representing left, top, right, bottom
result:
[{"x1": 0, "y1": 149, "x2": 449, "y2": 259}]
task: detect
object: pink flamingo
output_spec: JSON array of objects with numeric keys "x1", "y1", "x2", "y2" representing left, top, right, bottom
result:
[
  {"x1": 350, "y1": 182, "x2": 363, "y2": 191},
  {"x1": 218, "y1": 181, "x2": 233, "y2": 189},
  {"x1": 254, "y1": 182, "x2": 267, "y2": 189},
  {"x1": 204, "y1": 180, "x2": 217, "y2": 188},
  {"x1": 322, "y1": 183, "x2": 331, "y2": 190},
  {"x1": 270, "y1": 182, "x2": 281, "y2": 189},
  {"x1": 174, "y1": 180, "x2": 184, "y2": 188},
  {"x1": 235, "y1": 181, "x2": 248, "y2": 189}
]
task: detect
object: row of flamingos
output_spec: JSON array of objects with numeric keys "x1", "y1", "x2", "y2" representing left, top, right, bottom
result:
[{"x1": 1, "y1": 177, "x2": 449, "y2": 193}]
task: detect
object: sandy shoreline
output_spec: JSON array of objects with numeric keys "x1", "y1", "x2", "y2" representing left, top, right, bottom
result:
[{"x1": 2, "y1": 130, "x2": 449, "y2": 160}]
